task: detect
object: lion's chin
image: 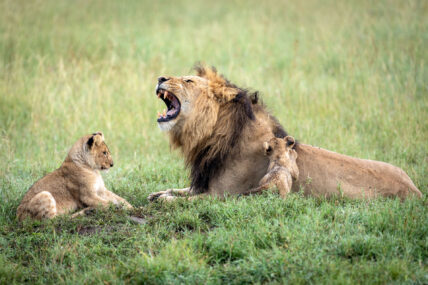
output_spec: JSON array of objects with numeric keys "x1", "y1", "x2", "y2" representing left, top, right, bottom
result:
[{"x1": 158, "y1": 119, "x2": 177, "y2": 132}]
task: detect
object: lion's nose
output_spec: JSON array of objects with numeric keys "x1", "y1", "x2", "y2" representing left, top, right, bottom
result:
[
  {"x1": 158, "y1": 77, "x2": 169, "y2": 84},
  {"x1": 110, "y1": 162, "x2": 114, "y2": 167}
]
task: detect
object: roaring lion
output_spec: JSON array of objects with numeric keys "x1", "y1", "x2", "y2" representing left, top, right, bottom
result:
[
  {"x1": 17, "y1": 132, "x2": 133, "y2": 221},
  {"x1": 148, "y1": 66, "x2": 422, "y2": 201}
]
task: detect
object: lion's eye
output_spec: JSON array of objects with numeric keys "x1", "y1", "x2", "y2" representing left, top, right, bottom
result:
[
  {"x1": 185, "y1": 79, "x2": 193, "y2": 83},
  {"x1": 103, "y1": 151, "x2": 107, "y2": 155}
]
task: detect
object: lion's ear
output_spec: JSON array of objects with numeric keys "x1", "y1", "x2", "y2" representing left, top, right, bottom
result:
[
  {"x1": 284, "y1": 136, "x2": 295, "y2": 148},
  {"x1": 194, "y1": 63, "x2": 216, "y2": 78},
  {"x1": 263, "y1": 141, "x2": 273, "y2": 156},
  {"x1": 211, "y1": 85, "x2": 240, "y2": 102},
  {"x1": 249, "y1": 91, "x2": 259, "y2": 104},
  {"x1": 194, "y1": 64, "x2": 238, "y2": 102}
]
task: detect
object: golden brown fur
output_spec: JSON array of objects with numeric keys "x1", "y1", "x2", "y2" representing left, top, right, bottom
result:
[
  {"x1": 17, "y1": 133, "x2": 133, "y2": 221},
  {"x1": 242, "y1": 136, "x2": 299, "y2": 198},
  {"x1": 292, "y1": 144, "x2": 422, "y2": 199},
  {"x1": 148, "y1": 65, "x2": 422, "y2": 201}
]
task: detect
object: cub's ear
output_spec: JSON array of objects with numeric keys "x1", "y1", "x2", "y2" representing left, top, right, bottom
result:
[
  {"x1": 284, "y1": 136, "x2": 295, "y2": 148},
  {"x1": 87, "y1": 132, "x2": 104, "y2": 148},
  {"x1": 263, "y1": 141, "x2": 273, "y2": 156},
  {"x1": 87, "y1": 136, "x2": 95, "y2": 148},
  {"x1": 93, "y1": 132, "x2": 104, "y2": 146}
]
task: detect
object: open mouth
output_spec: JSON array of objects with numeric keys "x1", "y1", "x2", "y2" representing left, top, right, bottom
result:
[{"x1": 156, "y1": 88, "x2": 181, "y2": 123}]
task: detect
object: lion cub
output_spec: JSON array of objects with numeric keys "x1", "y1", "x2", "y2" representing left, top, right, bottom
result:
[
  {"x1": 17, "y1": 132, "x2": 133, "y2": 221},
  {"x1": 244, "y1": 136, "x2": 299, "y2": 198}
]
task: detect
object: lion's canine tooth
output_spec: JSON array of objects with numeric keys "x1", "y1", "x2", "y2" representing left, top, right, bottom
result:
[
  {"x1": 157, "y1": 111, "x2": 161, "y2": 118},
  {"x1": 163, "y1": 109, "x2": 166, "y2": 117}
]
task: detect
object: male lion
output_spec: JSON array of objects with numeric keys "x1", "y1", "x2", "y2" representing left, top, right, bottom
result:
[
  {"x1": 17, "y1": 132, "x2": 133, "y2": 221},
  {"x1": 148, "y1": 66, "x2": 422, "y2": 201}
]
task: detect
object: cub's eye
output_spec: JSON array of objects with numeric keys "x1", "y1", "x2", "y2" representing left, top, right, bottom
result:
[
  {"x1": 103, "y1": 151, "x2": 107, "y2": 155},
  {"x1": 185, "y1": 79, "x2": 194, "y2": 83}
]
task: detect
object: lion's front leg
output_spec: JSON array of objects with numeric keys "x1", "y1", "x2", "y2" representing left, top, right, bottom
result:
[{"x1": 147, "y1": 187, "x2": 192, "y2": 202}]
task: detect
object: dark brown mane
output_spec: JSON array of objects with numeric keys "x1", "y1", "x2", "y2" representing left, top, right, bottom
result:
[{"x1": 189, "y1": 88, "x2": 255, "y2": 193}]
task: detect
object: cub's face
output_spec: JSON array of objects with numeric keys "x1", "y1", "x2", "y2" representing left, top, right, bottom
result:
[
  {"x1": 87, "y1": 132, "x2": 114, "y2": 171},
  {"x1": 155, "y1": 75, "x2": 208, "y2": 131},
  {"x1": 264, "y1": 136, "x2": 299, "y2": 180}
]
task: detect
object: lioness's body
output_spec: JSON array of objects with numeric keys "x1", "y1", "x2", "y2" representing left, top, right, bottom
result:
[
  {"x1": 189, "y1": 111, "x2": 421, "y2": 199},
  {"x1": 293, "y1": 144, "x2": 421, "y2": 199},
  {"x1": 148, "y1": 66, "x2": 422, "y2": 201},
  {"x1": 17, "y1": 133, "x2": 132, "y2": 221}
]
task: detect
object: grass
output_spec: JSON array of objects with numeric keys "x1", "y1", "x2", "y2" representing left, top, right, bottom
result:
[{"x1": 0, "y1": 0, "x2": 427, "y2": 283}]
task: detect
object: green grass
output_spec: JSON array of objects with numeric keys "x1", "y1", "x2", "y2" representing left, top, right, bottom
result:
[{"x1": 0, "y1": 0, "x2": 427, "y2": 283}]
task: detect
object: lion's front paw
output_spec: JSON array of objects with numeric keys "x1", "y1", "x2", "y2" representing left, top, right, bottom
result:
[
  {"x1": 147, "y1": 190, "x2": 172, "y2": 202},
  {"x1": 157, "y1": 193, "x2": 177, "y2": 202}
]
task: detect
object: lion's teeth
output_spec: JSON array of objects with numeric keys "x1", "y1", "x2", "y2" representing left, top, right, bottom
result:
[
  {"x1": 157, "y1": 111, "x2": 161, "y2": 118},
  {"x1": 163, "y1": 109, "x2": 166, "y2": 117}
]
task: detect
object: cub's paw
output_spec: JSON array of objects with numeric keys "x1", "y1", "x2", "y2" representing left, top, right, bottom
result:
[
  {"x1": 125, "y1": 204, "x2": 134, "y2": 210},
  {"x1": 115, "y1": 202, "x2": 134, "y2": 210}
]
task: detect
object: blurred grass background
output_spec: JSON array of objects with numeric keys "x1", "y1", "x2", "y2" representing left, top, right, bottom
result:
[{"x1": 0, "y1": 0, "x2": 427, "y2": 283}]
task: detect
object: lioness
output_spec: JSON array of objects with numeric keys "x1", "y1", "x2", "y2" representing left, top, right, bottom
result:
[
  {"x1": 17, "y1": 132, "x2": 133, "y2": 221},
  {"x1": 148, "y1": 65, "x2": 422, "y2": 201},
  {"x1": 243, "y1": 136, "x2": 299, "y2": 198}
]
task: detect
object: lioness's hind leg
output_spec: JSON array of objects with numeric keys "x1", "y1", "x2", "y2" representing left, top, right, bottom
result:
[{"x1": 27, "y1": 191, "x2": 57, "y2": 220}]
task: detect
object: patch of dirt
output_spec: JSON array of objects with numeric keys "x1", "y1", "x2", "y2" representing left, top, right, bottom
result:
[
  {"x1": 76, "y1": 225, "x2": 103, "y2": 236},
  {"x1": 127, "y1": 216, "x2": 147, "y2": 224}
]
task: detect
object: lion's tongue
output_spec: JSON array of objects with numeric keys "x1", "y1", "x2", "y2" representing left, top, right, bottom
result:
[
  {"x1": 167, "y1": 109, "x2": 175, "y2": 116},
  {"x1": 166, "y1": 94, "x2": 180, "y2": 116}
]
